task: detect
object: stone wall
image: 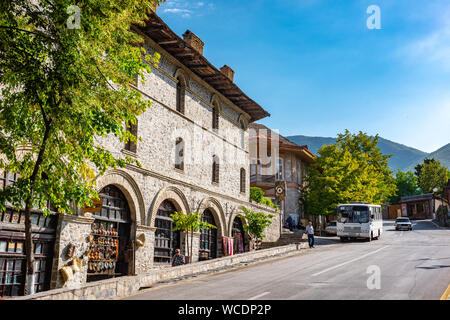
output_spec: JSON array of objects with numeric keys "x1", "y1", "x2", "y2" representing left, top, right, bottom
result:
[
  {"x1": 50, "y1": 214, "x2": 94, "y2": 290},
  {"x1": 14, "y1": 243, "x2": 307, "y2": 300}
]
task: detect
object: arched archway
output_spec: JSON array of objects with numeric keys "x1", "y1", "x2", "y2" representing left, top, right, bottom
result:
[
  {"x1": 87, "y1": 185, "x2": 133, "y2": 282},
  {"x1": 94, "y1": 169, "x2": 145, "y2": 226},
  {"x1": 198, "y1": 197, "x2": 226, "y2": 238},
  {"x1": 231, "y1": 215, "x2": 246, "y2": 255},
  {"x1": 153, "y1": 199, "x2": 181, "y2": 265},
  {"x1": 148, "y1": 186, "x2": 190, "y2": 228},
  {"x1": 199, "y1": 209, "x2": 218, "y2": 260}
]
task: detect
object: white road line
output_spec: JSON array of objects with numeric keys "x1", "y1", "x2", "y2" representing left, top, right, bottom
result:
[
  {"x1": 311, "y1": 246, "x2": 390, "y2": 277},
  {"x1": 248, "y1": 292, "x2": 270, "y2": 300}
]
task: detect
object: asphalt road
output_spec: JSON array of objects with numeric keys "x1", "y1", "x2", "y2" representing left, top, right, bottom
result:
[{"x1": 122, "y1": 220, "x2": 450, "y2": 300}]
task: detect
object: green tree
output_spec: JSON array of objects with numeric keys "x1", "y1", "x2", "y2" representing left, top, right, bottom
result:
[
  {"x1": 239, "y1": 207, "x2": 275, "y2": 250},
  {"x1": 417, "y1": 159, "x2": 448, "y2": 194},
  {"x1": 390, "y1": 170, "x2": 421, "y2": 204},
  {"x1": 414, "y1": 158, "x2": 436, "y2": 178},
  {"x1": 303, "y1": 130, "x2": 397, "y2": 216},
  {"x1": 170, "y1": 211, "x2": 216, "y2": 264},
  {"x1": 0, "y1": 0, "x2": 161, "y2": 294}
]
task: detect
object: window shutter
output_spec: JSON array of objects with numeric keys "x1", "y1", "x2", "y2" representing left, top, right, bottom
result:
[
  {"x1": 177, "y1": 83, "x2": 185, "y2": 114},
  {"x1": 212, "y1": 157, "x2": 219, "y2": 183},
  {"x1": 125, "y1": 120, "x2": 138, "y2": 153},
  {"x1": 240, "y1": 169, "x2": 246, "y2": 193},
  {"x1": 175, "y1": 138, "x2": 184, "y2": 171},
  {"x1": 213, "y1": 107, "x2": 219, "y2": 130}
]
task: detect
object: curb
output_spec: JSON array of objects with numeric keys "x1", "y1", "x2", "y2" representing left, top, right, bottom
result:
[
  {"x1": 431, "y1": 221, "x2": 450, "y2": 230},
  {"x1": 441, "y1": 285, "x2": 450, "y2": 300}
]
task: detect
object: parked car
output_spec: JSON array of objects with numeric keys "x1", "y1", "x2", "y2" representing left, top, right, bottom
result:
[
  {"x1": 395, "y1": 217, "x2": 412, "y2": 231},
  {"x1": 325, "y1": 221, "x2": 337, "y2": 235}
]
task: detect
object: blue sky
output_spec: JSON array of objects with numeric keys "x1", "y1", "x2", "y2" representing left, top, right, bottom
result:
[{"x1": 158, "y1": 0, "x2": 450, "y2": 153}]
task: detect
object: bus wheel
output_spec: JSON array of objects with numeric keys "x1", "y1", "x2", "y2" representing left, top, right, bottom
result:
[{"x1": 340, "y1": 237, "x2": 345, "y2": 242}]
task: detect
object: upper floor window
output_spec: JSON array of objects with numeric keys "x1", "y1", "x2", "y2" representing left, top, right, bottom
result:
[
  {"x1": 212, "y1": 104, "x2": 219, "y2": 130},
  {"x1": 0, "y1": 172, "x2": 18, "y2": 190},
  {"x1": 125, "y1": 119, "x2": 138, "y2": 153},
  {"x1": 240, "y1": 168, "x2": 246, "y2": 193},
  {"x1": 212, "y1": 155, "x2": 220, "y2": 184},
  {"x1": 276, "y1": 157, "x2": 284, "y2": 181},
  {"x1": 176, "y1": 76, "x2": 186, "y2": 114},
  {"x1": 175, "y1": 138, "x2": 184, "y2": 171}
]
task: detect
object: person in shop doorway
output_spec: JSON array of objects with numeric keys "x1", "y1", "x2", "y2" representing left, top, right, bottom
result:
[
  {"x1": 306, "y1": 221, "x2": 315, "y2": 248},
  {"x1": 172, "y1": 248, "x2": 185, "y2": 267},
  {"x1": 286, "y1": 215, "x2": 294, "y2": 231}
]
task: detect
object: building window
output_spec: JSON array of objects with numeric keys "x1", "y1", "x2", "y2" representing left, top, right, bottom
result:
[
  {"x1": 240, "y1": 168, "x2": 246, "y2": 193},
  {"x1": 176, "y1": 77, "x2": 186, "y2": 114},
  {"x1": 212, "y1": 104, "x2": 219, "y2": 130},
  {"x1": 276, "y1": 157, "x2": 284, "y2": 181},
  {"x1": 212, "y1": 155, "x2": 219, "y2": 184},
  {"x1": 124, "y1": 119, "x2": 138, "y2": 153},
  {"x1": 175, "y1": 138, "x2": 184, "y2": 171}
]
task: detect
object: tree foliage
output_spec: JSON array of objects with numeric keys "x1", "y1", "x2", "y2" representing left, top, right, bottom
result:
[
  {"x1": 0, "y1": 0, "x2": 161, "y2": 293},
  {"x1": 416, "y1": 159, "x2": 448, "y2": 194},
  {"x1": 389, "y1": 170, "x2": 421, "y2": 204},
  {"x1": 303, "y1": 130, "x2": 397, "y2": 215},
  {"x1": 239, "y1": 206, "x2": 275, "y2": 250}
]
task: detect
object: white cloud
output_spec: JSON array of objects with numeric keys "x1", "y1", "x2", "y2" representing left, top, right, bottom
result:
[
  {"x1": 399, "y1": 7, "x2": 450, "y2": 71},
  {"x1": 161, "y1": 0, "x2": 214, "y2": 18}
]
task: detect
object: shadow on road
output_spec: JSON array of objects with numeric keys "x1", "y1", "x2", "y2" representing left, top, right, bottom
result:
[{"x1": 416, "y1": 265, "x2": 450, "y2": 270}]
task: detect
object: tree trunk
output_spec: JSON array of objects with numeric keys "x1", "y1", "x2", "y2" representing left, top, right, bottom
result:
[
  {"x1": 24, "y1": 119, "x2": 52, "y2": 295},
  {"x1": 24, "y1": 202, "x2": 35, "y2": 295},
  {"x1": 190, "y1": 229, "x2": 193, "y2": 264},
  {"x1": 184, "y1": 230, "x2": 189, "y2": 262}
]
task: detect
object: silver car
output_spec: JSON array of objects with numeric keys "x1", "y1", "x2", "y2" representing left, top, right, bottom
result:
[{"x1": 395, "y1": 217, "x2": 412, "y2": 231}]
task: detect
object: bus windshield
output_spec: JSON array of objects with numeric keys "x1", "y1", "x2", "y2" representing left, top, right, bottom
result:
[{"x1": 338, "y1": 206, "x2": 370, "y2": 224}]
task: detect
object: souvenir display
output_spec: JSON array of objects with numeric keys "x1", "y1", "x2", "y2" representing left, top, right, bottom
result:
[{"x1": 87, "y1": 221, "x2": 120, "y2": 276}]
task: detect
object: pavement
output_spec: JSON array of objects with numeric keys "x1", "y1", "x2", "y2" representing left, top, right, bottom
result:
[{"x1": 121, "y1": 220, "x2": 450, "y2": 300}]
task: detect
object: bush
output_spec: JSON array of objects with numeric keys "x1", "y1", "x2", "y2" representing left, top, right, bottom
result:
[
  {"x1": 261, "y1": 197, "x2": 278, "y2": 209},
  {"x1": 250, "y1": 187, "x2": 264, "y2": 203}
]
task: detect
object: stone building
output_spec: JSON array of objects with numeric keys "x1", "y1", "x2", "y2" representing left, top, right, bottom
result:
[
  {"x1": 248, "y1": 123, "x2": 316, "y2": 227},
  {"x1": 0, "y1": 8, "x2": 279, "y2": 297}
]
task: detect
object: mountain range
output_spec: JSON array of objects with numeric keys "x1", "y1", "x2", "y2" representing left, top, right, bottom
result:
[{"x1": 287, "y1": 135, "x2": 450, "y2": 172}]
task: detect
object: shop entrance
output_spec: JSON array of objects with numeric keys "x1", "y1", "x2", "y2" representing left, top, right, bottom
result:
[
  {"x1": 154, "y1": 200, "x2": 180, "y2": 265},
  {"x1": 199, "y1": 209, "x2": 217, "y2": 261},
  {"x1": 232, "y1": 217, "x2": 246, "y2": 255},
  {"x1": 87, "y1": 185, "x2": 132, "y2": 282}
]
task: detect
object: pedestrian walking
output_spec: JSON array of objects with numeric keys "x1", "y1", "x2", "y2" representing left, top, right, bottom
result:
[{"x1": 306, "y1": 221, "x2": 315, "y2": 248}]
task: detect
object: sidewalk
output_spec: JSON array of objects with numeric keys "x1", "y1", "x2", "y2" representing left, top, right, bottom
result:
[{"x1": 12, "y1": 242, "x2": 308, "y2": 300}]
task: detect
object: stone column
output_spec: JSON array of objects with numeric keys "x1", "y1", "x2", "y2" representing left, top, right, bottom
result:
[
  {"x1": 134, "y1": 225, "x2": 156, "y2": 274},
  {"x1": 50, "y1": 214, "x2": 95, "y2": 290}
]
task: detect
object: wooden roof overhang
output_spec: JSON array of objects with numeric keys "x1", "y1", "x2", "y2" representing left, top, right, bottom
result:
[{"x1": 134, "y1": 12, "x2": 270, "y2": 122}]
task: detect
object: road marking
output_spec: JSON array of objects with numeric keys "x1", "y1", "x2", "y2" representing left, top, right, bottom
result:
[
  {"x1": 312, "y1": 246, "x2": 390, "y2": 277},
  {"x1": 440, "y1": 284, "x2": 450, "y2": 300},
  {"x1": 248, "y1": 292, "x2": 270, "y2": 300}
]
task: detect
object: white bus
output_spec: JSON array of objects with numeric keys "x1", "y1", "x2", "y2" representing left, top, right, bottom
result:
[{"x1": 336, "y1": 203, "x2": 383, "y2": 242}]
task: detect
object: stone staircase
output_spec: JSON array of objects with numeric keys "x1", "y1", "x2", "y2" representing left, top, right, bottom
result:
[{"x1": 260, "y1": 230, "x2": 307, "y2": 249}]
